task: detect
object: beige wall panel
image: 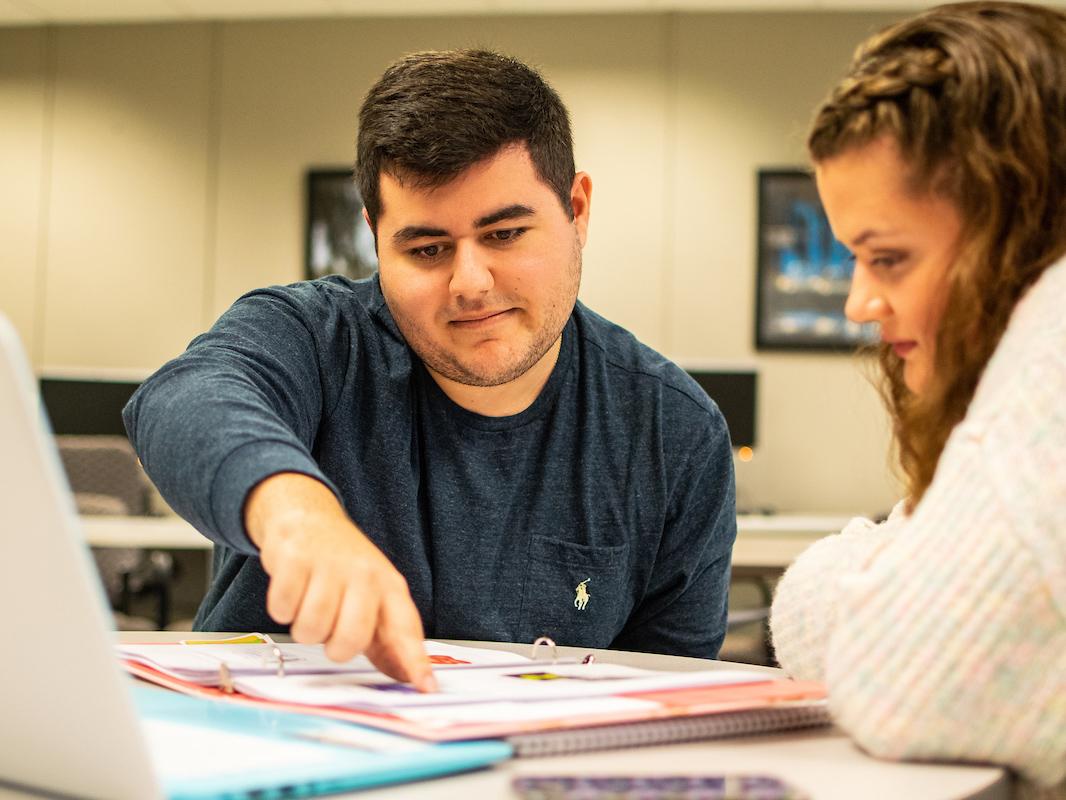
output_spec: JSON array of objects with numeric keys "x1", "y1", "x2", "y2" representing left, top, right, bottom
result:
[
  {"x1": 211, "y1": 15, "x2": 669, "y2": 346},
  {"x1": 735, "y1": 354, "x2": 899, "y2": 513},
  {"x1": 42, "y1": 24, "x2": 212, "y2": 372},
  {"x1": 671, "y1": 12, "x2": 902, "y2": 513},
  {"x1": 0, "y1": 28, "x2": 48, "y2": 362},
  {"x1": 12, "y1": 10, "x2": 917, "y2": 514}
]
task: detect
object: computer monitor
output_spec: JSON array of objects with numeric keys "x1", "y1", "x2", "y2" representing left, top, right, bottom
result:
[
  {"x1": 39, "y1": 376, "x2": 140, "y2": 436},
  {"x1": 684, "y1": 370, "x2": 758, "y2": 450}
]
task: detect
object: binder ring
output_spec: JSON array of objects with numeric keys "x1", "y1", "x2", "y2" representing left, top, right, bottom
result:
[
  {"x1": 256, "y1": 641, "x2": 296, "y2": 678},
  {"x1": 265, "y1": 644, "x2": 289, "y2": 677},
  {"x1": 530, "y1": 636, "x2": 558, "y2": 663},
  {"x1": 219, "y1": 662, "x2": 234, "y2": 693}
]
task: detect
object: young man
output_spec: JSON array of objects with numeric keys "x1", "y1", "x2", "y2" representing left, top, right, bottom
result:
[{"x1": 125, "y1": 50, "x2": 736, "y2": 691}]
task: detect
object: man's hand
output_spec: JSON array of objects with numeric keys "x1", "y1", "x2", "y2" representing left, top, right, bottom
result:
[{"x1": 245, "y1": 472, "x2": 437, "y2": 692}]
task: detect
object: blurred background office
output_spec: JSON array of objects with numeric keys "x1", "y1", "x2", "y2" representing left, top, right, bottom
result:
[{"x1": 6, "y1": 0, "x2": 1025, "y2": 658}]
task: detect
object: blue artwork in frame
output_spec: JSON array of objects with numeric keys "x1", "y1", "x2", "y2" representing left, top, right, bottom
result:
[{"x1": 754, "y1": 169, "x2": 878, "y2": 351}]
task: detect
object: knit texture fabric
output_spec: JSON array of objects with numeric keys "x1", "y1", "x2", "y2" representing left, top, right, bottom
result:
[{"x1": 770, "y1": 256, "x2": 1066, "y2": 795}]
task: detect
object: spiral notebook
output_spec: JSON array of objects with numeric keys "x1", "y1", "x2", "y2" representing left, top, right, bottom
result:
[{"x1": 507, "y1": 703, "x2": 830, "y2": 757}]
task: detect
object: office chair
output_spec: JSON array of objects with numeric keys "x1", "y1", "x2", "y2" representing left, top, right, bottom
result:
[
  {"x1": 721, "y1": 569, "x2": 775, "y2": 666},
  {"x1": 54, "y1": 435, "x2": 176, "y2": 629}
]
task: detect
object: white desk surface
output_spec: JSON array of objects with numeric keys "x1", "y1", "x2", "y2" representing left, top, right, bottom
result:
[
  {"x1": 0, "y1": 632, "x2": 994, "y2": 800},
  {"x1": 80, "y1": 514, "x2": 208, "y2": 549},
  {"x1": 733, "y1": 513, "x2": 853, "y2": 569},
  {"x1": 81, "y1": 513, "x2": 856, "y2": 569}
]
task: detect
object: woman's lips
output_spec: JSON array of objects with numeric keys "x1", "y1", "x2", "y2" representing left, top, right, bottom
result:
[{"x1": 891, "y1": 341, "x2": 917, "y2": 358}]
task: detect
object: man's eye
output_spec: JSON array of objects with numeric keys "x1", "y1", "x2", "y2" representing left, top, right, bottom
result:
[
  {"x1": 410, "y1": 244, "x2": 444, "y2": 260},
  {"x1": 487, "y1": 228, "x2": 526, "y2": 243}
]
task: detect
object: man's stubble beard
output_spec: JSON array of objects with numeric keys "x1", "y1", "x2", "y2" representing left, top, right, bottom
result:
[{"x1": 401, "y1": 235, "x2": 582, "y2": 389}]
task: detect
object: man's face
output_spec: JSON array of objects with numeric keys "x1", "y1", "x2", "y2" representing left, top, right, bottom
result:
[{"x1": 374, "y1": 144, "x2": 591, "y2": 389}]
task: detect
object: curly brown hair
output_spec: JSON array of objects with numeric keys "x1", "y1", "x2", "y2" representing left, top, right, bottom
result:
[{"x1": 808, "y1": 2, "x2": 1066, "y2": 505}]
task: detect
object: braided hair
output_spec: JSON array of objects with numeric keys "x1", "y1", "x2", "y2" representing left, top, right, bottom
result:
[{"x1": 809, "y1": 2, "x2": 1066, "y2": 505}]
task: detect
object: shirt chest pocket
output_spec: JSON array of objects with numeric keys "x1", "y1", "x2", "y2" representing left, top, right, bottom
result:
[{"x1": 517, "y1": 535, "x2": 630, "y2": 649}]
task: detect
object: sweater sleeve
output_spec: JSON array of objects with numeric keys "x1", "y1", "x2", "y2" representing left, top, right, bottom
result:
[
  {"x1": 772, "y1": 323, "x2": 1066, "y2": 789},
  {"x1": 123, "y1": 284, "x2": 346, "y2": 554},
  {"x1": 769, "y1": 506, "x2": 905, "y2": 682}
]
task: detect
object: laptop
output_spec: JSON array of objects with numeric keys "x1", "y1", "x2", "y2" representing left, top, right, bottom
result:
[{"x1": 0, "y1": 314, "x2": 511, "y2": 800}]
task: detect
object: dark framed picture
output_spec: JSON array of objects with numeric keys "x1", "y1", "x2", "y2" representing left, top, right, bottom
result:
[
  {"x1": 754, "y1": 169, "x2": 877, "y2": 351},
  {"x1": 305, "y1": 169, "x2": 378, "y2": 281}
]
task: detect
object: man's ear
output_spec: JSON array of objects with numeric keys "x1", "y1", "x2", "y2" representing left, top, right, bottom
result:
[
  {"x1": 570, "y1": 172, "x2": 592, "y2": 247},
  {"x1": 362, "y1": 207, "x2": 378, "y2": 254}
]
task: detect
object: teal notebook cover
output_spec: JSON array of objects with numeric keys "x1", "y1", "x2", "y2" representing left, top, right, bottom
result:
[{"x1": 131, "y1": 685, "x2": 512, "y2": 799}]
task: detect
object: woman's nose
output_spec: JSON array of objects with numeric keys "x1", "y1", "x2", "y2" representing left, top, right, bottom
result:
[{"x1": 844, "y1": 265, "x2": 889, "y2": 324}]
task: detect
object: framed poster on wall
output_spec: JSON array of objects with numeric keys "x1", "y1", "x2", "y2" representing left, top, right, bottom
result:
[
  {"x1": 754, "y1": 169, "x2": 877, "y2": 351},
  {"x1": 305, "y1": 169, "x2": 378, "y2": 281}
]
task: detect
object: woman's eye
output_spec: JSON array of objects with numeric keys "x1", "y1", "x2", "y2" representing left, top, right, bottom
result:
[{"x1": 869, "y1": 251, "x2": 905, "y2": 269}]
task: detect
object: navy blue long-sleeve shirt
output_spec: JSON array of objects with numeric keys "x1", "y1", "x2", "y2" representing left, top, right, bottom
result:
[{"x1": 124, "y1": 275, "x2": 736, "y2": 657}]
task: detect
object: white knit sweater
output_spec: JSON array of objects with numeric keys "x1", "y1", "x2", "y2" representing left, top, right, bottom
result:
[{"x1": 770, "y1": 256, "x2": 1066, "y2": 796}]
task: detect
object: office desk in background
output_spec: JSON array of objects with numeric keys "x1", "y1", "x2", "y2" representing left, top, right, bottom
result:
[
  {"x1": 80, "y1": 515, "x2": 209, "y2": 549},
  {"x1": 82, "y1": 514, "x2": 855, "y2": 569},
  {"x1": 81, "y1": 514, "x2": 851, "y2": 642},
  {"x1": 0, "y1": 633, "x2": 1006, "y2": 800},
  {"x1": 733, "y1": 514, "x2": 851, "y2": 569}
]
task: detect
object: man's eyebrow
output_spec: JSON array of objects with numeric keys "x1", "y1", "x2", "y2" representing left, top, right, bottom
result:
[
  {"x1": 389, "y1": 204, "x2": 535, "y2": 245},
  {"x1": 392, "y1": 225, "x2": 449, "y2": 246},
  {"x1": 474, "y1": 204, "x2": 536, "y2": 229}
]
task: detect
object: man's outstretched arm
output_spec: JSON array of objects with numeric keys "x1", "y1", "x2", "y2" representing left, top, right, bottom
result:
[
  {"x1": 246, "y1": 472, "x2": 435, "y2": 691},
  {"x1": 124, "y1": 284, "x2": 433, "y2": 687}
]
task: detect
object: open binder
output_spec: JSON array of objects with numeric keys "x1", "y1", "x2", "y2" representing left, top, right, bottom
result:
[
  {"x1": 120, "y1": 636, "x2": 829, "y2": 755},
  {"x1": 119, "y1": 635, "x2": 533, "y2": 687}
]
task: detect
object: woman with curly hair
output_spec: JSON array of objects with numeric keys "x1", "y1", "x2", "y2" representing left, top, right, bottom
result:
[{"x1": 769, "y1": 3, "x2": 1066, "y2": 794}]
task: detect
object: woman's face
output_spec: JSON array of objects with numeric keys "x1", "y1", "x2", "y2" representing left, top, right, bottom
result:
[{"x1": 815, "y1": 137, "x2": 963, "y2": 395}]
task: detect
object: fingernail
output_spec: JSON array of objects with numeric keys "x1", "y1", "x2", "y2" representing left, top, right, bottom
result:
[{"x1": 419, "y1": 672, "x2": 438, "y2": 693}]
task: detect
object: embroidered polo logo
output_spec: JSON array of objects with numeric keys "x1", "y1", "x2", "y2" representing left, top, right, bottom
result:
[{"x1": 574, "y1": 578, "x2": 591, "y2": 611}]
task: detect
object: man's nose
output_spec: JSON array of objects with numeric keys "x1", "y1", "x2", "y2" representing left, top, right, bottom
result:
[
  {"x1": 844, "y1": 264, "x2": 889, "y2": 324},
  {"x1": 449, "y1": 241, "x2": 494, "y2": 299}
]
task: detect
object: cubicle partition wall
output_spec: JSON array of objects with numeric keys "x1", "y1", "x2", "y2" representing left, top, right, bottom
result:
[{"x1": 39, "y1": 372, "x2": 760, "y2": 449}]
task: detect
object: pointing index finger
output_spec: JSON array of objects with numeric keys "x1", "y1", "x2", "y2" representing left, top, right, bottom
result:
[{"x1": 366, "y1": 599, "x2": 437, "y2": 692}]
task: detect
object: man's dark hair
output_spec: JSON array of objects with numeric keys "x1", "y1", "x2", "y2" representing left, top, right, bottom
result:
[{"x1": 356, "y1": 49, "x2": 575, "y2": 230}]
